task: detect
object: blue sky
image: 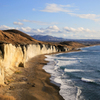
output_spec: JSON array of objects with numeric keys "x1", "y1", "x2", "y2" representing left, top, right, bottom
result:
[{"x1": 0, "y1": 0, "x2": 100, "y2": 39}]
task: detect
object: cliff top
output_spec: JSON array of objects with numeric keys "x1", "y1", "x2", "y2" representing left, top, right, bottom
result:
[
  {"x1": 0, "y1": 29, "x2": 40, "y2": 45},
  {"x1": 59, "y1": 41, "x2": 85, "y2": 48},
  {"x1": 0, "y1": 29, "x2": 85, "y2": 48}
]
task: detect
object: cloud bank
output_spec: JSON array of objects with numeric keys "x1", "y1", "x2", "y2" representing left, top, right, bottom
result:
[
  {"x1": 19, "y1": 19, "x2": 58, "y2": 25},
  {"x1": 40, "y1": 3, "x2": 72, "y2": 13},
  {"x1": 63, "y1": 26, "x2": 95, "y2": 33},
  {"x1": 69, "y1": 13, "x2": 100, "y2": 22},
  {"x1": 40, "y1": 3, "x2": 100, "y2": 22},
  {"x1": 13, "y1": 22, "x2": 23, "y2": 25},
  {"x1": 0, "y1": 25, "x2": 98, "y2": 39}
]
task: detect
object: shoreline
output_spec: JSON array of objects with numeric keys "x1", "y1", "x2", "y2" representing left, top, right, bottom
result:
[
  {"x1": 25, "y1": 54, "x2": 64, "y2": 100},
  {"x1": 0, "y1": 45, "x2": 98, "y2": 100}
]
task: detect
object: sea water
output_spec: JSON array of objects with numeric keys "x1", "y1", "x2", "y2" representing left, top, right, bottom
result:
[{"x1": 43, "y1": 45, "x2": 100, "y2": 100}]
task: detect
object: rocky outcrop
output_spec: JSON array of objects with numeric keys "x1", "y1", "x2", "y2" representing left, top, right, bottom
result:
[{"x1": 0, "y1": 42, "x2": 68, "y2": 84}]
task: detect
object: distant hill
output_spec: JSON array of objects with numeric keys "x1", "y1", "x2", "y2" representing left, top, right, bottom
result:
[
  {"x1": 31, "y1": 35, "x2": 100, "y2": 45},
  {"x1": 31, "y1": 35, "x2": 67, "y2": 42},
  {"x1": 59, "y1": 41, "x2": 85, "y2": 48}
]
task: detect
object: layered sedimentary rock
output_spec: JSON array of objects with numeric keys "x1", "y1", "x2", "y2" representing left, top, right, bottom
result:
[{"x1": 0, "y1": 29, "x2": 68, "y2": 84}]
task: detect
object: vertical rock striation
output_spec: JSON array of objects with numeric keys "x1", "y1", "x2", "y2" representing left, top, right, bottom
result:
[{"x1": 0, "y1": 43, "x2": 68, "y2": 84}]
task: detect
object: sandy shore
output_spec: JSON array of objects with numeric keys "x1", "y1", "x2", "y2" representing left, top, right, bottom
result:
[{"x1": 0, "y1": 54, "x2": 64, "y2": 100}]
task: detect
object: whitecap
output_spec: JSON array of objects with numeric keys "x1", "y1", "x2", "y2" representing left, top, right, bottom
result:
[
  {"x1": 82, "y1": 50, "x2": 88, "y2": 52},
  {"x1": 64, "y1": 68, "x2": 84, "y2": 72},
  {"x1": 57, "y1": 60, "x2": 78, "y2": 67},
  {"x1": 54, "y1": 77, "x2": 63, "y2": 84},
  {"x1": 64, "y1": 68, "x2": 93, "y2": 73},
  {"x1": 81, "y1": 77, "x2": 94, "y2": 83},
  {"x1": 59, "y1": 83, "x2": 84, "y2": 100}
]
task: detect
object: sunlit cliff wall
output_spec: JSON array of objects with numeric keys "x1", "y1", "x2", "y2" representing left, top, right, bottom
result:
[{"x1": 0, "y1": 43, "x2": 68, "y2": 84}]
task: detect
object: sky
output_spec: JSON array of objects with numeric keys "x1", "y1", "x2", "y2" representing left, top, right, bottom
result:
[{"x1": 0, "y1": 0, "x2": 100, "y2": 39}]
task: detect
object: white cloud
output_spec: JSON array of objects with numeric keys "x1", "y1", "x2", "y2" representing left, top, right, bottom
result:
[
  {"x1": 40, "y1": 3, "x2": 72, "y2": 13},
  {"x1": 77, "y1": 14, "x2": 96, "y2": 19},
  {"x1": 32, "y1": 8, "x2": 35, "y2": 11},
  {"x1": 19, "y1": 19, "x2": 58, "y2": 25},
  {"x1": 0, "y1": 25, "x2": 96, "y2": 34},
  {"x1": 0, "y1": 25, "x2": 15, "y2": 30},
  {"x1": 63, "y1": 26, "x2": 95, "y2": 33},
  {"x1": 37, "y1": 25, "x2": 59, "y2": 34},
  {"x1": 69, "y1": 13, "x2": 100, "y2": 22},
  {"x1": 0, "y1": 25, "x2": 99, "y2": 39},
  {"x1": 13, "y1": 22, "x2": 23, "y2": 25},
  {"x1": 20, "y1": 27, "x2": 32, "y2": 32},
  {"x1": 63, "y1": 26, "x2": 98, "y2": 39},
  {"x1": 13, "y1": 25, "x2": 60, "y2": 35},
  {"x1": 63, "y1": 34, "x2": 66, "y2": 37},
  {"x1": 47, "y1": 25, "x2": 59, "y2": 30}
]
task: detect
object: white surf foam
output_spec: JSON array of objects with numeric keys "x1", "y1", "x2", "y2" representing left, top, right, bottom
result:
[
  {"x1": 43, "y1": 54, "x2": 85, "y2": 100},
  {"x1": 64, "y1": 68, "x2": 93, "y2": 73},
  {"x1": 82, "y1": 50, "x2": 88, "y2": 52},
  {"x1": 59, "y1": 83, "x2": 84, "y2": 100},
  {"x1": 60, "y1": 84, "x2": 77, "y2": 100},
  {"x1": 45, "y1": 56, "x2": 78, "y2": 68},
  {"x1": 64, "y1": 69, "x2": 83, "y2": 72},
  {"x1": 57, "y1": 60, "x2": 78, "y2": 67},
  {"x1": 81, "y1": 77, "x2": 94, "y2": 83},
  {"x1": 76, "y1": 87, "x2": 83, "y2": 100},
  {"x1": 54, "y1": 77, "x2": 63, "y2": 84}
]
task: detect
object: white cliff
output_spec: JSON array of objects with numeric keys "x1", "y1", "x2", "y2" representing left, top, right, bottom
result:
[{"x1": 0, "y1": 43, "x2": 68, "y2": 84}]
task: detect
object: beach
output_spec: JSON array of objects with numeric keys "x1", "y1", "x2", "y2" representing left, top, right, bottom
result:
[{"x1": 0, "y1": 54, "x2": 64, "y2": 100}]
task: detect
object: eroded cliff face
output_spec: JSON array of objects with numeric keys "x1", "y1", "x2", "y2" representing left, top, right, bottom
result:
[{"x1": 0, "y1": 43, "x2": 68, "y2": 84}]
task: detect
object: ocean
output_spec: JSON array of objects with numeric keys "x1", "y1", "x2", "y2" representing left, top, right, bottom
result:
[{"x1": 43, "y1": 45, "x2": 100, "y2": 100}]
